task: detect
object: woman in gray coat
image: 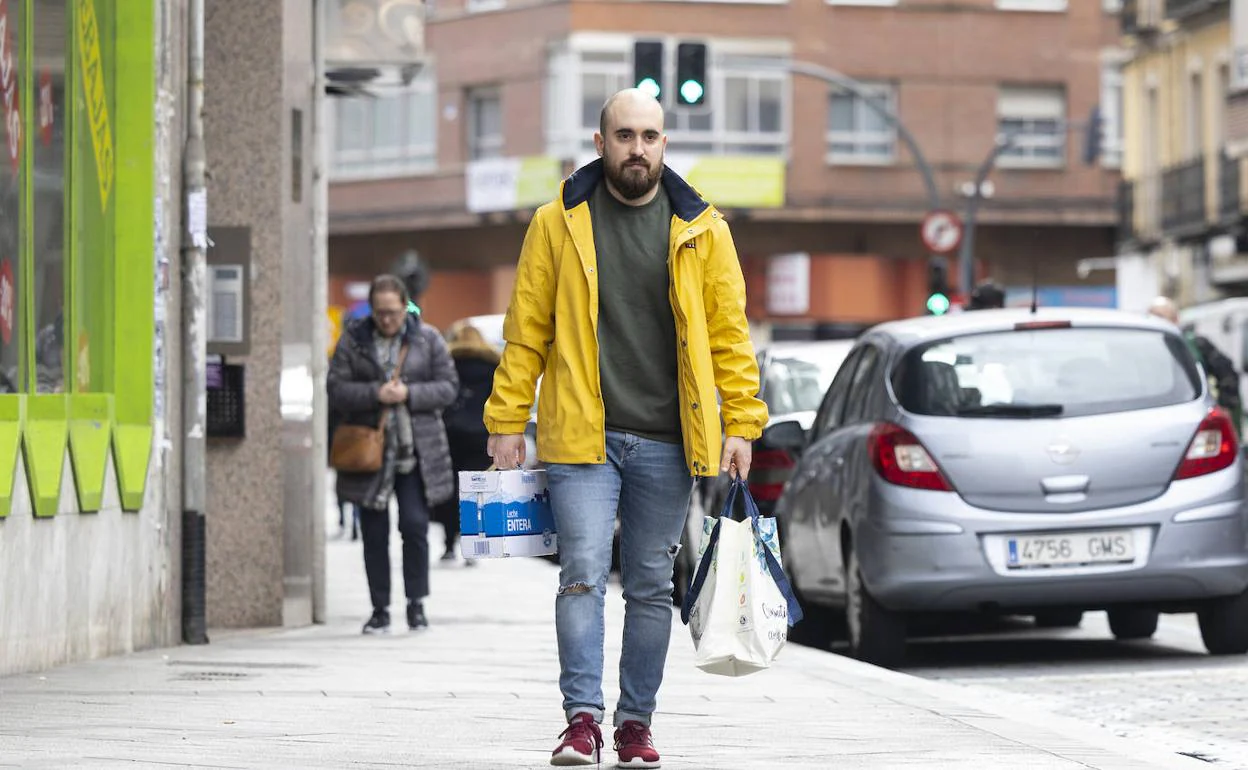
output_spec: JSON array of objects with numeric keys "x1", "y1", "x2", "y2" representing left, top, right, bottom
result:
[{"x1": 328, "y1": 274, "x2": 458, "y2": 634}]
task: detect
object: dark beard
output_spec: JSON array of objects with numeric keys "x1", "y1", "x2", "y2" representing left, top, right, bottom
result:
[{"x1": 605, "y1": 156, "x2": 662, "y2": 201}]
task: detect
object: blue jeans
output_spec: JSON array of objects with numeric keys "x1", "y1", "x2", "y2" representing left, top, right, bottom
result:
[{"x1": 545, "y1": 431, "x2": 693, "y2": 728}]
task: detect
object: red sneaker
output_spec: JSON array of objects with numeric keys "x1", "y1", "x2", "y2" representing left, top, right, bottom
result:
[
  {"x1": 614, "y1": 720, "x2": 661, "y2": 768},
  {"x1": 551, "y1": 713, "x2": 603, "y2": 766}
]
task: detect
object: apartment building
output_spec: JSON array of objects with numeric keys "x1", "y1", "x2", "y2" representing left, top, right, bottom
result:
[
  {"x1": 327, "y1": 0, "x2": 1123, "y2": 332},
  {"x1": 1117, "y1": 0, "x2": 1238, "y2": 305}
]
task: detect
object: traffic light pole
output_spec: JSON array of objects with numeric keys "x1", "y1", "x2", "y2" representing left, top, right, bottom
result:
[{"x1": 957, "y1": 117, "x2": 1098, "y2": 301}]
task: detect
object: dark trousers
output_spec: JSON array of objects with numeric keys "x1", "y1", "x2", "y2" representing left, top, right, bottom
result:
[{"x1": 359, "y1": 470, "x2": 430, "y2": 610}]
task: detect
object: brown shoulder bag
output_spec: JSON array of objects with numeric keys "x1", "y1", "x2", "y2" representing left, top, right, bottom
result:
[{"x1": 330, "y1": 343, "x2": 409, "y2": 473}]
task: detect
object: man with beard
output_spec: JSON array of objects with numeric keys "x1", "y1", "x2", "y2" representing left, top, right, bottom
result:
[{"x1": 484, "y1": 88, "x2": 767, "y2": 768}]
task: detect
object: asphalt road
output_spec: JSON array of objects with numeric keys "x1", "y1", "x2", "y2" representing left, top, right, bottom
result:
[{"x1": 888, "y1": 611, "x2": 1248, "y2": 768}]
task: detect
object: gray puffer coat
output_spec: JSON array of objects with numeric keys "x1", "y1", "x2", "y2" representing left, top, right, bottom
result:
[{"x1": 328, "y1": 314, "x2": 458, "y2": 508}]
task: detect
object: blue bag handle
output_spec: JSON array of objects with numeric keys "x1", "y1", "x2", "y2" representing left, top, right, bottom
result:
[{"x1": 680, "y1": 479, "x2": 803, "y2": 626}]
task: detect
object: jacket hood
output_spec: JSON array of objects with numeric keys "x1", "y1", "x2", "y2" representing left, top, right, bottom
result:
[
  {"x1": 560, "y1": 158, "x2": 710, "y2": 223},
  {"x1": 449, "y1": 338, "x2": 501, "y2": 365}
]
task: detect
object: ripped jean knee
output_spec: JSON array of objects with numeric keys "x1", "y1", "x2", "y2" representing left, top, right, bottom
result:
[{"x1": 557, "y1": 582, "x2": 595, "y2": 596}]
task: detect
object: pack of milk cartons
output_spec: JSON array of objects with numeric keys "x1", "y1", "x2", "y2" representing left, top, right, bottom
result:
[{"x1": 459, "y1": 468, "x2": 558, "y2": 558}]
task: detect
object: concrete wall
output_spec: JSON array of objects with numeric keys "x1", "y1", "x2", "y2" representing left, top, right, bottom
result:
[
  {"x1": 201, "y1": 0, "x2": 322, "y2": 630},
  {"x1": 279, "y1": 0, "x2": 322, "y2": 628}
]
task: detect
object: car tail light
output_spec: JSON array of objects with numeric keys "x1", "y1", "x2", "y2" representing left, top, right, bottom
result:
[
  {"x1": 748, "y1": 448, "x2": 795, "y2": 502},
  {"x1": 868, "y1": 422, "x2": 953, "y2": 492},
  {"x1": 1174, "y1": 408, "x2": 1238, "y2": 480}
]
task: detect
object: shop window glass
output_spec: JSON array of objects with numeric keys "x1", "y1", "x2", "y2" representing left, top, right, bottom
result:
[
  {"x1": 0, "y1": 0, "x2": 23, "y2": 393},
  {"x1": 34, "y1": 0, "x2": 66, "y2": 394}
]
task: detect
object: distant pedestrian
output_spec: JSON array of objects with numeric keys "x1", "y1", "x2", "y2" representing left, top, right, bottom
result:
[
  {"x1": 1148, "y1": 296, "x2": 1243, "y2": 433},
  {"x1": 484, "y1": 88, "x2": 768, "y2": 767},
  {"x1": 327, "y1": 274, "x2": 458, "y2": 634},
  {"x1": 431, "y1": 320, "x2": 501, "y2": 563},
  {"x1": 966, "y1": 280, "x2": 1005, "y2": 311}
]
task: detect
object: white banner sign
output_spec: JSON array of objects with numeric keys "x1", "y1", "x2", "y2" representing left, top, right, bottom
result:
[{"x1": 766, "y1": 252, "x2": 810, "y2": 315}]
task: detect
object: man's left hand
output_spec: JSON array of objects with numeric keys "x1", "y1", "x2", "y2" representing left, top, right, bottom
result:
[{"x1": 721, "y1": 436, "x2": 753, "y2": 480}]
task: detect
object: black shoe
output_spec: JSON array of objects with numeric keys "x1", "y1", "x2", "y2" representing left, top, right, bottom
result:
[
  {"x1": 362, "y1": 608, "x2": 390, "y2": 635},
  {"x1": 440, "y1": 549, "x2": 457, "y2": 562},
  {"x1": 407, "y1": 601, "x2": 428, "y2": 630}
]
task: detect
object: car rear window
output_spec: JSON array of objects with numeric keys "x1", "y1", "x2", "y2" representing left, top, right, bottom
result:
[
  {"x1": 761, "y1": 354, "x2": 844, "y2": 416},
  {"x1": 891, "y1": 327, "x2": 1202, "y2": 418}
]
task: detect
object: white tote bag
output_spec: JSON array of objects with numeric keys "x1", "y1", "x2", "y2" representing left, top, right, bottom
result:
[{"x1": 680, "y1": 480, "x2": 803, "y2": 677}]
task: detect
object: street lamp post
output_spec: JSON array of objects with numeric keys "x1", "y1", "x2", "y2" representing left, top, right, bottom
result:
[
  {"x1": 958, "y1": 111, "x2": 1102, "y2": 298},
  {"x1": 720, "y1": 57, "x2": 943, "y2": 213}
]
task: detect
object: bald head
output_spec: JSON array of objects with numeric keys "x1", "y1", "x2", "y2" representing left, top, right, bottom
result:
[
  {"x1": 594, "y1": 88, "x2": 667, "y2": 204},
  {"x1": 599, "y1": 88, "x2": 665, "y2": 137},
  {"x1": 1148, "y1": 296, "x2": 1179, "y2": 324}
]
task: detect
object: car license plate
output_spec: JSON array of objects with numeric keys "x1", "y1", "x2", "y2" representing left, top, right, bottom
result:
[{"x1": 1005, "y1": 529, "x2": 1134, "y2": 569}]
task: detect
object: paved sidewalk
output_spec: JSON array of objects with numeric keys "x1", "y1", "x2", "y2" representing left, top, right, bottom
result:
[{"x1": 0, "y1": 509, "x2": 1214, "y2": 769}]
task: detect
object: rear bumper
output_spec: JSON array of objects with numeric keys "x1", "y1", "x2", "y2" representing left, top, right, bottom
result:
[{"x1": 857, "y1": 465, "x2": 1248, "y2": 612}]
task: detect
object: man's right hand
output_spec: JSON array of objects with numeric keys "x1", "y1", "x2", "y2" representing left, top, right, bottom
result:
[{"x1": 487, "y1": 434, "x2": 527, "y2": 469}]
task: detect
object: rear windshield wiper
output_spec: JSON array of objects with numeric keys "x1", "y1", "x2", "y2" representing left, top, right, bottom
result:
[{"x1": 955, "y1": 403, "x2": 1064, "y2": 418}]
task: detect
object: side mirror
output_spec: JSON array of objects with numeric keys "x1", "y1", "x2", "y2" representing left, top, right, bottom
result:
[{"x1": 762, "y1": 420, "x2": 807, "y2": 452}]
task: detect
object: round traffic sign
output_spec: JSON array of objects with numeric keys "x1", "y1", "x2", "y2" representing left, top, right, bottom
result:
[{"x1": 921, "y1": 210, "x2": 964, "y2": 254}]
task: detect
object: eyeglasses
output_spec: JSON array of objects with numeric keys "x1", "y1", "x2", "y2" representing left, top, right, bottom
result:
[{"x1": 373, "y1": 309, "x2": 405, "y2": 320}]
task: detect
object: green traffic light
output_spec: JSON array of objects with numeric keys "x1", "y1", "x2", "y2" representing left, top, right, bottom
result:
[
  {"x1": 926, "y1": 293, "x2": 950, "y2": 315},
  {"x1": 637, "y1": 77, "x2": 661, "y2": 99},
  {"x1": 679, "y1": 79, "x2": 704, "y2": 104}
]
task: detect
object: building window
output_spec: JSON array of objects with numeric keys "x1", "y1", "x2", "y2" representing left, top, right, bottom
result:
[
  {"x1": 826, "y1": 0, "x2": 897, "y2": 5},
  {"x1": 466, "y1": 88, "x2": 503, "y2": 161},
  {"x1": 550, "y1": 38, "x2": 790, "y2": 160},
  {"x1": 465, "y1": 0, "x2": 506, "y2": 10},
  {"x1": 826, "y1": 82, "x2": 896, "y2": 165},
  {"x1": 329, "y1": 68, "x2": 436, "y2": 180},
  {"x1": 1102, "y1": 0, "x2": 1122, "y2": 10},
  {"x1": 1100, "y1": 57, "x2": 1124, "y2": 168},
  {"x1": 996, "y1": 0, "x2": 1067, "y2": 10},
  {"x1": 1187, "y1": 69, "x2": 1204, "y2": 159},
  {"x1": 997, "y1": 87, "x2": 1066, "y2": 168}
]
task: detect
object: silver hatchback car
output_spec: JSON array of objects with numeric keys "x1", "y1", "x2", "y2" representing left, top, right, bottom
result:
[{"x1": 768, "y1": 307, "x2": 1248, "y2": 668}]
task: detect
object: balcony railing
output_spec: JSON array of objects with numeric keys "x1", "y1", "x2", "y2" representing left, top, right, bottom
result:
[
  {"x1": 1165, "y1": 0, "x2": 1226, "y2": 20},
  {"x1": 1161, "y1": 157, "x2": 1206, "y2": 234},
  {"x1": 1220, "y1": 150, "x2": 1241, "y2": 223}
]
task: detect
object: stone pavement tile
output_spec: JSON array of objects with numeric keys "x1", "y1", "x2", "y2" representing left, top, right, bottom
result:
[{"x1": 0, "y1": 523, "x2": 1216, "y2": 769}]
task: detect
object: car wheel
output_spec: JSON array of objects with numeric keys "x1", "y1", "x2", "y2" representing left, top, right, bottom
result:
[
  {"x1": 1108, "y1": 608, "x2": 1159, "y2": 640},
  {"x1": 1033, "y1": 610, "x2": 1084, "y2": 629},
  {"x1": 845, "y1": 548, "x2": 906, "y2": 668},
  {"x1": 1199, "y1": 588, "x2": 1248, "y2": 655}
]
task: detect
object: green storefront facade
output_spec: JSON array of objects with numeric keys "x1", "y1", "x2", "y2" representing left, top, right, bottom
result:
[{"x1": 0, "y1": 0, "x2": 154, "y2": 519}]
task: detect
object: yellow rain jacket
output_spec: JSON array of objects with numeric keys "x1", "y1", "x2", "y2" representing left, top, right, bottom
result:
[{"x1": 483, "y1": 159, "x2": 768, "y2": 476}]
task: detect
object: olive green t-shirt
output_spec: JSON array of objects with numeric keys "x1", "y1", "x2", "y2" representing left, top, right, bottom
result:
[{"x1": 588, "y1": 181, "x2": 681, "y2": 444}]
